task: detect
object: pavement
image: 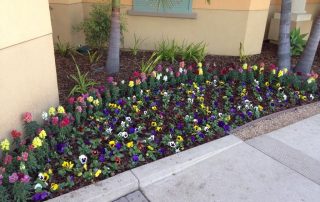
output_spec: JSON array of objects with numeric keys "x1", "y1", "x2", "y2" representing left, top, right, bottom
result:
[{"x1": 49, "y1": 114, "x2": 320, "y2": 202}]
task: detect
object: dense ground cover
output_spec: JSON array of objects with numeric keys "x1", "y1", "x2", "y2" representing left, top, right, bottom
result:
[{"x1": 0, "y1": 61, "x2": 319, "y2": 201}]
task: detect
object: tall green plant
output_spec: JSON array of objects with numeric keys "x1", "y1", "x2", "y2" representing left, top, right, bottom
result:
[{"x1": 290, "y1": 28, "x2": 307, "y2": 56}]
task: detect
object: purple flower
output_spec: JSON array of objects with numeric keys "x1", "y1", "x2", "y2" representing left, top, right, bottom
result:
[
  {"x1": 20, "y1": 174, "x2": 30, "y2": 183},
  {"x1": 158, "y1": 148, "x2": 166, "y2": 155},
  {"x1": 109, "y1": 151, "x2": 114, "y2": 157},
  {"x1": 230, "y1": 108, "x2": 236, "y2": 114},
  {"x1": 218, "y1": 121, "x2": 225, "y2": 128},
  {"x1": 132, "y1": 155, "x2": 139, "y2": 162},
  {"x1": 247, "y1": 111, "x2": 253, "y2": 117},
  {"x1": 177, "y1": 122, "x2": 183, "y2": 130},
  {"x1": 9, "y1": 173, "x2": 19, "y2": 183},
  {"x1": 209, "y1": 115, "x2": 216, "y2": 121},
  {"x1": 128, "y1": 127, "x2": 135, "y2": 134},
  {"x1": 116, "y1": 142, "x2": 122, "y2": 150},
  {"x1": 190, "y1": 135, "x2": 196, "y2": 142},
  {"x1": 99, "y1": 147, "x2": 106, "y2": 154},
  {"x1": 151, "y1": 130, "x2": 156, "y2": 135},
  {"x1": 115, "y1": 109, "x2": 120, "y2": 114},
  {"x1": 117, "y1": 99, "x2": 126, "y2": 106},
  {"x1": 98, "y1": 154, "x2": 106, "y2": 163},
  {"x1": 223, "y1": 125, "x2": 230, "y2": 132},
  {"x1": 99, "y1": 125, "x2": 104, "y2": 132},
  {"x1": 103, "y1": 109, "x2": 109, "y2": 116},
  {"x1": 198, "y1": 132, "x2": 205, "y2": 139},
  {"x1": 32, "y1": 192, "x2": 49, "y2": 201},
  {"x1": 56, "y1": 143, "x2": 67, "y2": 154},
  {"x1": 84, "y1": 139, "x2": 91, "y2": 145}
]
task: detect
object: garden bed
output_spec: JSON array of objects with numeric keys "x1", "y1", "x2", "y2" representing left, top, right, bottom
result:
[{"x1": 0, "y1": 42, "x2": 319, "y2": 201}]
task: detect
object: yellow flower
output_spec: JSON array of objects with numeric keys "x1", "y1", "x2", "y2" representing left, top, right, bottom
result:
[
  {"x1": 51, "y1": 183, "x2": 59, "y2": 191},
  {"x1": 38, "y1": 130, "x2": 47, "y2": 139},
  {"x1": 48, "y1": 107, "x2": 56, "y2": 116},
  {"x1": 77, "y1": 172, "x2": 83, "y2": 177},
  {"x1": 128, "y1": 81, "x2": 135, "y2": 88},
  {"x1": 198, "y1": 67, "x2": 203, "y2": 75},
  {"x1": 57, "y1": 106, "x2": 65, "y2": 114},
  {"x1": 258, "y1": 105, "x2": 264, "y2": 111},
  {"x1": 265, "y1": 82, "x2": 270, "y2": 87},
  {"x1": 151, "y1": 122, "x2": 157, "y2": 127},
  {"x1": 278, "y1": 70, "x2": 284, "y2": 77},
  {"x1": 193, "y1": 82, "x2": 198, "y2": 89},
  {"x1": 242, "y1": 63, "x2": 248, "y2": 70},
  {"x1": 32, "y1": 137, "x2": 42, "y2": 148},
  {"x1": 206, "y1": 80, "x2": 212, "y2": 85},
  {"x1": 300, "y1": 95, "x2": 307, "y2": 101},
  {"x1": 93, "y1": 99, "x2": 100, "y2": 107},
  {"x1": 147, "y1": 146, "x2": 154, "y2": 151},
  {"x1": 62, "y1": 161, "x2": 74, "y2": 169},
  {"x1": 156, "y1": 127, "x2": 162, "y2": 132},
  {"x1": 0, "y1": 139, "x2": 10, "y2": 151},
  {"x1": 194, "y1": 125, "x2": 201, "y2": 131},
  {"x1": 252, "y1": 65, "x2": 258, "y2": 71},
  {"x1": 198, "y1": 97, "x2": 204, "y2": 103},
  {"x1": 259, "y1": 67, "x2": 264, "y2": 73},
  {"x1": 126, "y1": 141, "x2": 134, "y2": 148},
  {"x1": 283, "y1": 68, "x2": 288, "y2": 74},
  {"x1": 83, "y1": 164, "x2": 88, "y2": 171},
  {"x1": 276, "y1": 83, "x2": 281, "y2": 88},
  {"x1": 225, "y1": 115, "x2": 231, "y2": 122},
  {"x1": 95, "y1": 169, "x2": 102, "y2": 177},
  {"x1": 197, "y1": 62, "x2": 203, "y2": 68},
  {"x1": 48, "y1": 169, "x2": 53, "y2": 175},
  {"x1": 152, "y1": 106, "x2": 157, "y2": 111},
  {"x1": 177, "y1": 135, "x2": 184, "y2": 142},
  {"x1": 87, "y1": 96, "x2": 94, "y2": 103},
  {"x1": 307, "y1": 77, "x2": 315, "y2": 84},
  {"x1": 109, "y1": 140, "x2": 116, "y2": 148},
  {"x1": 271, "y1": 69, "x2": 276, "y2": 74}
]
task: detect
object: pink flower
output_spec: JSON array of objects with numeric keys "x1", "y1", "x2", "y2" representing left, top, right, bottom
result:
[
  {"x1": 11, "y1": 130, "x2": 22, "y2": 139},
  {"x1": 4, "y1": 154, "x2": 12, "y2": 165},
  {"x1": 9, "y1": 173, "x2": 19, "y2": 183},
  {"x1": 60, "y1": 117, "x2": 70, "y2": 127},
  {"x1": 140, "y1": 73, "x2": 147, "y2": 82},
  {"x1": 179, "y1": 61, "x2": 185, "y2": 68},
  {"x1": 21, "y1": 152, "x2": 28, "y2": 161},
  {"x1": 76, "y1": 106, "x2": 82, "y2": 113},
  {"x1": 0, "y1": 174, "x2": 3, "y2": 185},
  {"x1": 106, "y1": 76, "x2": 114, "y2": 84},
  {"x1": 175, "y1": 71, "x2": 181, "y2": 77},
  {"x1": 52, "y1": 116, "x2": 59, "y2": 125},
  {"x1": 20, "y1": 174, "x2": 30, "y2": 183},
  {"x1": 68, "y1": 97, "x2": 75, "y2": 105},
  {"x1": 23, "y1": 112, "x2": 32, "y2": 123},
  {"x1": 156, "y1": 65, "x2": 163, "y2": 72},
  {"x1": 77, "y1": 96, "x2": 84, "y2": 103}
]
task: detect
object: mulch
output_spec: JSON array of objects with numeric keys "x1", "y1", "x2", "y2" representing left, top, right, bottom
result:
[{"x1": 55, "y1": 41, "x2": 320, "y2": 103}]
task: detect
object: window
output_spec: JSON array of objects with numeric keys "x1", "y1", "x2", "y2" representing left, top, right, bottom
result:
[{"x1": 128, "y1": 0, "x2": 196, "y2": 19}]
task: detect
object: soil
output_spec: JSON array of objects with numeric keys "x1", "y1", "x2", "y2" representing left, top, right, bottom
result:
[{"x1": 55, "y1": 41, "x2": 320, "y2": 103}]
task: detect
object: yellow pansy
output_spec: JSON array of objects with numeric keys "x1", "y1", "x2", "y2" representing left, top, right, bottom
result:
[
  {"x1": 197, "y1": 62, "x2": 203, "y2": 68},
  {"x1": 177, "y1": 136, "x2": 184, "y2": 142},
  {"x1": 48, "y1": 107, "x2": 56, "y2": 116},
  {"x1": 252, "y1": 65, "x2": 258, "y2": 71},
  {"x1": 278, "y1": 70, "x2": 284, "y2": 77},
  {"x1": 276, "y1": 83, "x2": 281, "y2": 88},
  {"x1": 109, "y1": 140, "x2": 116, "y2": 148},
  {"x1": 32, "y1": 137, "x2": 42, "y2": 148},
  {"x1": 265, "y1": 82, "x2": 270, "y2": 87},
  {"x1": 126, "y1": 141, "x2": 134, "y2": 148},
  {"x1": 83, "y1": 164, "x2": 88, "y2": 171},
  {"x1": 51, "y1": 183, "x2": 59, "y2": 191},
  {"x1": 38, "y1": 130, "x2": 47, "y2": 139},
  {"x1": 225, "y1": 115, "x2": 231, "y2": 122},
  {"x1": 242, "y1": 63, "x2": 248, "y2": 70},
  {"x1": 156, "y1": 127, "x2": 162, "y2": 132},
  {"x1": 87, "y1": 96, "x2": 94, "y2": 103},
  {"x1": 128, "y1": 81, "x2": 135, "y2": 88},
  {"x1": 95, "y1": 169, "x2": 102, "y2": 177},
  {"x1": 147, "y1": 145, "x2": 154, "y2": 151},
  {"x1": 194, "y1": 125, "x2": 201, "y2": 131},
  {"x1": 258, "y1": 105, "x2": 264, "y2": 111},
  {"x1": 198, "y1": 97, "x2": 204, "y2": 103},
  {"x1": 93, "y1": 99, "x2": 100, "y2": 107},
  {"x1": 57, "y1": 106, "x2": 65, "y2": 114},
  {"x1": 0, "y1": 139, "x2": 10, "y2": 151},
  {"x1": 152, "y1": 106, "x2": 157, "y2": 111},
  {"x1": 62, "y1": 161, "x2": 74, "y2": 169},
  {"x1": 151, "y1": 122, "x2": 157, "y2": 127},
  {"x1": 206, "y1": 80, "x2": 212, "y2": 85},
  {"x1": 48, "y1": 169, "x2": 53, "y2": 175},
  {"x1": 198, "y1": 67, "x2": 203, "y2": 75}
]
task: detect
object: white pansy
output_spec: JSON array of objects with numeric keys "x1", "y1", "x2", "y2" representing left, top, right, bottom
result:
[
  {"x1": 121, "y1": 121, "x2": 126, "y2": 127},
  {"x1": 237, "y1": 105, "x2": 241, "y2": 110},
  {"x1": 204, "y1": 127, "x2": 209, "y2": 132},
  {"x1": 187, "y1": 98, "x2": 194, "y2": 104},
  {"x1": 121, "y1": 132, "x2": 128, "y2": 138},
  {"x1": 310, "y1": 94, "x2": 314, "y2": 100},
  {"x1": 193, "y1": 119, "x2": 198, "y2": 124},
  {"x1": 34, "y1": 183, "x2": 43, "y2": 190},
  {"x1": 218, "y1": 113, "x2": 223, "y2": 117},
  {"x1": 283, "y1": 94, "x2": 287, "y2": 100},
  {"x1": 148, "y1": 135, "x2": 155, "y2": 141},
  {"x1": 79, "y1": 154, "x2": 88, "y2": 164},
  {"x1": 163, "y1": 75, "x2": 168, "y2": 82},
  {"x1": 121, "y1": 80, "x2": 125, "y2": 84},
  {"x1": 41, "y1": 112, "x2": 48, "y2": 121},
  {"x1": 156, "y1": 73, "x2": 162, "y2": 80},
  {"x1": 106, "y1": 127, "x2": 113, "y2": 134},
  {"x1": 144, "y1": 111, "x2": 148, "y2": 115},
  {"x1": 168, "y1": 141, "x2": 176, "y2": 148},
  {"x1": 125, "y1": 117, "x2": 132, "y2": 122}
]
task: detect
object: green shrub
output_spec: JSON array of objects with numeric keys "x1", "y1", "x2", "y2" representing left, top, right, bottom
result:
[
  {"x1": 55, "y1": 36, "x2": 73, "y2": 57},
  {"x1": 141, "y1": 52, "x2": 162, "y2": 74},
  {"x1": 87, "y1": 50, "x2": 102, "y2": 65},
  {"x1": 131, "y1": 33, "x2": 145, "y2": 56},
  {"x1": 74, "y1": 4, "x2": 127, "y2": 49},
  {"x1": 155, "y1": 39, "x2": 180, "y2": 64},
  {"x1": 180, "y1": 41, "x2": 206, "y2": 63},
  {"x1": 290, "y1": 28, "x2": 307, "y2": 56}
]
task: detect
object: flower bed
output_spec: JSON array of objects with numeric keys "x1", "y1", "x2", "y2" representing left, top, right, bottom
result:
[{"x1": 0, "y1": 63, "x2": 319, "y2": 201}]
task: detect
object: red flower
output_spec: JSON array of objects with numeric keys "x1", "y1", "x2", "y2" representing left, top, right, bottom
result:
[
  {"x1": 52, "y1": 117, "x2": 59, "y2": 125},
  {"x1": 60, "y1": 117, "x2": 70, "y2": 128},
  {"x1": 11, "y1": 130, "x2": 22, "y2": 139},
  {"x1": 220, "y1": 67, "x2": 228, "y2": 75},
  {"x1": 115, "y1": 156, "x2": 121, "y2": 164},
  {"x1": 68, "y1": 97, "x2": 75, "y2": 105},
  {"x1": 133, "y1": 71, "x2": 141, "y2": 78}
]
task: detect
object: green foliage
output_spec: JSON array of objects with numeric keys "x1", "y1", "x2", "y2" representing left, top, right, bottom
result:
[
  {"x1": 131, "y1": 34, "x2": 145, "y2": 56},
  {"x1": 290, "y1": 28, "x2": 307, "y2": 56},
  {"x1": 141, "y1": 52, "x2": 162, "y2": 74},
  {"x1": 12, "y1": 182, "x2": 32, "y2": 202},
  {"x1": 74, "y1": 4, "x2": 126, "y2": 49},
  {"x1": 155, "y1": 39, "x2": 180, "y2": 63},
  {"x1": 87, "y1": 50, "x2": 102, "y2": 65},
  {"x1": 55, "y1": 36, "x2": 73, "y2": 57},
  {"x1": 69, "y1": 56, "x2": 98, "y2": 96},
  {"x1": 180, "y1": 41, "x2": 206, "y2": 63},
  {"x1": 24, "y1": 121, "x2": 40, "y2": 138},
  {"x1": 239, "y1": 42, "x2": 250, "y2": 64},
  {"x1": 0, "y1": 186, "x2": 10, "y2": 202}
]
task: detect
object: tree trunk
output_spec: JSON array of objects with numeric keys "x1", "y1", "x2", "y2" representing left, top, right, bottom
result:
[
  {"x1": 278, "y1": 0, "x2": 292, "y2": 70},
  {"x1": 295, "y1": 15, "x2": 320, "y2": 75},
  {"x1": 105, "y1": 0, "x2": 121, "y2": 74}
]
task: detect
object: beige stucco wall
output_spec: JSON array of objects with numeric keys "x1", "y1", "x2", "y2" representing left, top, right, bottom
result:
[
  {"x1": 0, "y1": 0, "x2": 59, "y2": 139},
  {"x1": 50, "y1": 0, "x2": 270, "y2": 56}
]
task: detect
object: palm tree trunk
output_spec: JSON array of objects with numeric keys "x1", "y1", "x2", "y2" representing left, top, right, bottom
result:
[
  {"x1": 295, "y1": 15, "x2": 320, "y2": 75},
  {"x1": 105, "y1": 0, "x2": 121, "y2": 74},
  {"x1": 278, "y1": 0, "x2": 292, "y2": 70}
]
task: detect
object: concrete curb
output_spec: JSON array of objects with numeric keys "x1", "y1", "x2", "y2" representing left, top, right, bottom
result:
[
  {"x1": 48, "y1": 135, "x2": 242, "y2": 201},
  {"x1": 131, "y1": 135, "x2": 242, "y2": 188}
]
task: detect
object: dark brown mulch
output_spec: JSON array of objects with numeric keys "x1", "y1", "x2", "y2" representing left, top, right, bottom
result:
[{"x1": 55, "y1": 41, "x2": 320, "y2": 103}]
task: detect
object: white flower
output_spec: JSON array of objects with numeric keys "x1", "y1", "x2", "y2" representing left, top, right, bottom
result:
[
  {"x1": 237, "y1": 106, "x2": 241, "y2": 110},
  {"x1": 38, "y1": 173, "x2": 45, "y2": 181},
  {"x1": 125, "y1": 117, "x2": 132, "y2": 122},
  {"x1": 148, "y1": 135, "x2": 155, "y2": 141},
  {"x1": 121, "y1": 121, "x2": 126, "y2": 127},
  {"x1": 163, "y1": 75, "x2": 168, "y2": 82},
  {"x1": 156, "y1": 73, "x2": 162, "y2": 80},
  {"x1": 121, "y1": 132, "x2": 128, "y2": 138},
  {"x1": 204, "y1": 127, "x2": 209, "y2": 132},
  {"x1": 79, "y1": 154, "x2": 88, "y2": 164},
  {"x1": 310, "y1": 94, "x2": 314, "y2": 100},
  {"x1": 187, "y1": 98, "x2": 194, "y2": 104},
  {"x1": 41, "y1": 112, "x2": 48, "y2": 121},
  {"x1": 244, "y1": 99, "x2": 251, "y2": 104},
  {"x1": 283, "y1": 94, "x2": 287, "y2": 100},
  {"x1": 179, "y1": 67, "x2": 183, "y2": 73},
  {"x1": 258, "y1": 96, "x2": 263, "y2": 101},
  {"x1": 175, "y1": 148, "x2": 180, "y2": 153},
  {"x1": 34, "y1": 183, "x2": 43, "y2": 190},
  {"x1": 193, "y1": 119, "x2": 198, "y2": 124},
  {"x1": 140, "y1": 90, "x2": 144, "y2": 95},
  {"x1": 165, "y1": 68, "x2": 169, "y2": 72},
  {"x1": 106, "y1": 127, "x2": 113, "y2": 134},
  {"x1": 144, "y1": 111, "x2": 148, "y2": 115},
  {"x1": 163, "y1": 92, "x2": 168, "y2": 96},
  {"x1": 121, "y1": 80, "x2": 125, "y2": 84},
  {"x1": 168, "y1": 141, "x2": 176, "y2": 148},
  {"x1": 218, "y1": 113, "x2": 223, "y2": 117}
]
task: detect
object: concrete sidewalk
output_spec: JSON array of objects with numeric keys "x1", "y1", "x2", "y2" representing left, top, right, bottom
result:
[{"x1": 116, "y1": 114, "x2": 320, "y2": 202}]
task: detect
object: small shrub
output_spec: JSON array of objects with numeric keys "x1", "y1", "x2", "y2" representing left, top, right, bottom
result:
[
  {"x1": 55, "y1": 36, "x2": 73, "y2": 57},
  {"x1": 141, "y1": 52, "x2": 162, "y2": 74},
  {"x1": 131, "y1": 34, "x2": 145, "y2": 56},
  {"x1": 180, "y1": 41, "x2": 206, "y2": 63},
  {"x1": 87, "y1": 50, "x2": 102, "y2": 65},
  {"x1": 290, "y1": 28, "x2": 307, "y2": 56},
  {"x1": 69, "y1": 56, "x2": 98, "y2": 96},
  {"x1": 155, "y1": 39, "x2": 180, "y2": 64},
  {"x1": 74, "y1": 4, "x2": 127, "y2": 49}
]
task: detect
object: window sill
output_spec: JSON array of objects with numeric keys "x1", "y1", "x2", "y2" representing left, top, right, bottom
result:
[{"x1": 127, "y1": 10, "x2": 197, "y2": 19}]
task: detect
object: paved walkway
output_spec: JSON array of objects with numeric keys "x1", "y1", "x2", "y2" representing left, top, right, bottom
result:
[{"x1": 115, "y1": 114, "x2": 320, "y2": 202}]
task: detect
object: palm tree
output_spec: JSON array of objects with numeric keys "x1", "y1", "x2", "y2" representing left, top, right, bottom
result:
[
  {"x1": 295, "y1": 15, "x2": 320, "y2": 75},
  {"x1": 278, "y1": 0, "x2": 292, "y2": 71},
  {"x1": 105, "y1": 0, "x2": 211, "y2": 74}
]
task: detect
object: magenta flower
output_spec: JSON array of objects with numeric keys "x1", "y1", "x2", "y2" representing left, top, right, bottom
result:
[
  {"x1": 76, "y1": 106, "x2": 83, "y2": 113},
  {"x1": 4, "y1": 154, "x2": 12, "y2": 165},
  {"x1": 20, "y1": 174, "x2": 30, "y2": 183},
  {"x1": 52, "y1": 116, "x2": 59, "y2": 125},
  {"x1": 23, "y1": 112, "x2": 32, "y2": 123},
  {"x1": 9, "y1": 173, "x2": 19, "y2": 183},
  {"x1": 106, "y1": 76, "x2": 114, "y2": 84},
  {"x1": 68, "y1": 97, "x2": 75, "y2": 105},
  {"x1": 22, "y1": 152, "x2": 29, "y2": 161}
]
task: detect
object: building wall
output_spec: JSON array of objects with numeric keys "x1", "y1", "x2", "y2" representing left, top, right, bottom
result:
[
  {"x1": 0, "y1": 0, "x2": 59, "y2": 139},
  {"x1": 50, "y1": 0, "x2": 271, "y2": 56}
]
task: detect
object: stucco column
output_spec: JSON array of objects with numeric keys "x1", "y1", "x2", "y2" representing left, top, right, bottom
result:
[{"x1": 268, "y1": 0, "x2": 312, "y2": 42}]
